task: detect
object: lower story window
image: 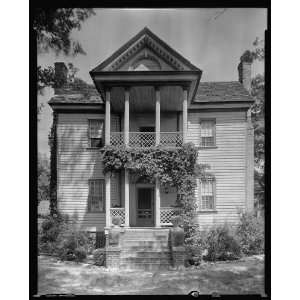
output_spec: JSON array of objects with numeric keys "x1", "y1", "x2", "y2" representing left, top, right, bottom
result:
[
  {"x1": 88, "y1": 179, "x2": 105, "y2": 212},
  {"x1": 199, "y1": 178, "x2": 216, "y2": 211}
]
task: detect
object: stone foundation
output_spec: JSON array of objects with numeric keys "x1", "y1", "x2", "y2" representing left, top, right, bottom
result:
[
  {"x1": 171, "y1": 246, "x2": 185, "y2": 268},
  {"x1": 106, "y1": 247, "x2": 121, "y2": 268}
]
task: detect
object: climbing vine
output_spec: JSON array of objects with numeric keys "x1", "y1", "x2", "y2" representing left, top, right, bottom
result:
[
  {"x1": 100, "y1": 143, "x2": 212, "y2": 241},
  {"x1": 48, "y1": 112, "x2": 58, "y2": 216}
]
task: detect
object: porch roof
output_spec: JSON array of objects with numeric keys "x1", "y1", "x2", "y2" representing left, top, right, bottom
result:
[{"x1": 49, "y1": 81, "x2": 254, "y2": 107}]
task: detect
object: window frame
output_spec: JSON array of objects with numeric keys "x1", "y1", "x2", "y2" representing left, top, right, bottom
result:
[
  {"x1": 88, "y1": 179, "x2": 105, "y2": 213},
  {"x1": 199, "y1": 118, "x2": 216, "y2": 148},
  {"x1": 88, "y1": 119, "x2": 104, "y2": 149},
  {"x1": 198, "y1": 177, "x2": 216, "y2": 212}
]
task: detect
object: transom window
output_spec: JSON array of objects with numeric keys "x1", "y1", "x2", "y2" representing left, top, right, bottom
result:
[
  {"x1": 199, "y1": 178, "x2": 216, "y2": 211},
  {"x1": 88, "y1": 119, "x2": 104, "y2": 148},
  {"x1": 200, "y1": 119, "x2": 216, "y2": 147},
  {"x1": 88, "y1": 179, "x2": 105, "y2": 212}
]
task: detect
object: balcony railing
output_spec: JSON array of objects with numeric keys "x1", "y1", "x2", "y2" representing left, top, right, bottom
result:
[
  {"x1": 160, "y1": 207, "x2": 182, "y2": 226},
  {"x1": 110, "y1": 208, "x2": 125, "y2": 225},
  {"x1": 110, "y1": 132, "x2": 183, "y2": 148}
]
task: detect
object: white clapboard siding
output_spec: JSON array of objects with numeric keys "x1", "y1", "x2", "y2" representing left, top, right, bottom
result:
[
  {"x1": 187, "y1": 111, "x2": 247, "y2": 227},
  {"x1": 57, "y1": 113, "x2": 120, "y2": 231},
  {"x1": 56, "y1": 110, "x2": 249, "y2": 230}
]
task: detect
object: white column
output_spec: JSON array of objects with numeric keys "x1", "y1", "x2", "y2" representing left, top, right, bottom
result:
[
  {"x1": 124, "y1": 170, "x2": 130, "y2": 227},
  {"x1": 155, "y1": 178, "x2": 160, "y2": 227},
  {"x1": 124, "y1": 87, "x2": 130, "y2": 146},
  {"x1": 182, "y1": 87, "x2": 188, "y2": 143},
  {"x1": 155, "y1": 87, "x2": 161, "y2": 145},
  {"x1": 105, "y1": 174, "x2": 111, "y2": 227},
  {"x1": 105, "y1": 88, "x2": 111, "y2": 145}
]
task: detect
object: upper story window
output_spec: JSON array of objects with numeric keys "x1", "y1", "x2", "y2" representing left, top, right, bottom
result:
[
  {"x1": 198, "y1": 178, "x2": 216, "y2": 211},
  {"x1": 88, "y1": 179, "x2": 105, "y2": 212},
  {"x1": 88, "y1": 119, "x2": 104, "y2": 148},
  {"x1": 200, "y1": 119, "x2": 216, "y2": 147}
]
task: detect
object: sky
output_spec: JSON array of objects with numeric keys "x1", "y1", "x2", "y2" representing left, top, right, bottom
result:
[{"x1": 38, "y1": 8, "x2": 267, "y2": 158}]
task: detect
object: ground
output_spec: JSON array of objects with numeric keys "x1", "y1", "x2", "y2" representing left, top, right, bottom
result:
[{"x1": 37, "y1": 255, "x2": 265, "y2": 295}]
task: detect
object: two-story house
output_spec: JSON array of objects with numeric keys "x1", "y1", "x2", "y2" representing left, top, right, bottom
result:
[{"x1": 48, "y1": 27, "x2": 254, "y2": 268}]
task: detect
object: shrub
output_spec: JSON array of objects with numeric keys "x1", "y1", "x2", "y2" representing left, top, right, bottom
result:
[
  {"x1": 56, "y1": 226, "x2": 90, "y2": 261},
  {"x1": 236, "y1": 212, "x2": 264, "y2": 255},
  {"x1": 204, "y1": 225, "x2": 241, "y2": 261},
  {"x1": 74, "y1": 247, "x2": 87, "y2": 262},
  {"x1": 185, "y1": 229, "x2": 207, "y2": 266},
  {"x1": 93, "y1": 248, "x2": 105, "y2": 266},
  {"x1": 38, "y1": 213, "x2": 69, "y2": 254}
]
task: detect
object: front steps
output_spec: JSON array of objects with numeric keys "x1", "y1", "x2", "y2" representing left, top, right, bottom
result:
[{"x1": 111, "y1": 228, "x2": 173, "y2": 270}]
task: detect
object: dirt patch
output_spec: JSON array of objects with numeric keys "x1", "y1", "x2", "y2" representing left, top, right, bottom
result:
[{"x1": 37, "y1": 255, "x2": 264, "y2": 295}]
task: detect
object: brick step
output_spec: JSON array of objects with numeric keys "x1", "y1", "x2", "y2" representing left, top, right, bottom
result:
[
  {"x1": 119, "y1": 263, "x2": 171, "y2": 271},
  {"x1": 121, "y1": 240, "x2": 168, "y2": 246},
  {"x1": 121, "y1": 252, "x2": 171, "y2": 259},
  {"x1": 121, "y1": 257, "x2": 171, "y2": 264},
  {"x1": 122, "y1": 234, "x2": 169, "y2": 239},
  {"x1": 122, "y1": 230, "x2": 169, "y2": 237},
  {"x1": 121, "y1": 246, "x2": 170, "y2": 251}
]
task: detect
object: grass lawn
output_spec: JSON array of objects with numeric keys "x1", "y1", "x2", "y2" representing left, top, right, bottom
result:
[{"x1": 37, "y1": 255, "x2": 265, "y2": 295}]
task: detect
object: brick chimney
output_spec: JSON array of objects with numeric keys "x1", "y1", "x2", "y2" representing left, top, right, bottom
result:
[
  {"x1": 54, "y1": 62, "x2": 68, "y2": 88},
  {"x1": 238, "y1": 61, "x2": 252, "y2": 92}
]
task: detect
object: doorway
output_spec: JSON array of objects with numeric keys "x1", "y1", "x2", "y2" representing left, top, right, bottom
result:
[{"x1": 136, "y1": 187, "x2": 154, "y2": 227}]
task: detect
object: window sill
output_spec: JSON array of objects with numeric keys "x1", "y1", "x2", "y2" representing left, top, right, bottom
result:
[
  {"x1": 197, "y1": 210, "x2": 218, "y2": 214},
  {"x1": 198, "y1": 146, "x2": 218, "y2": 149}
]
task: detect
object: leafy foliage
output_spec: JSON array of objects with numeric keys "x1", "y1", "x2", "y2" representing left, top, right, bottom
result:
[
  {"x1": 236, "y1": 212, "x2": 264, "y2": 255},
  {"x1": 38, "y1": 153, "x2": 50, "y2": 205},
  {"x1": 48, "y1": 112, "x2": 57, "y2": 215},
  {"x1": 203, "y1": 225, "x2": 241, "y2": 261},
  {"x1": 38, "y1": 213, "x2": 69, "y2": 254},
  {"x1": 100, "y1": 143, "x2": 211, "y2": 241},
  {"x1": 38, "y1": 213, "x2": 91, "y2": 262},
  {"x1": 93, "y1": 249, "x2": 106, "y2": 266},
  {"x1": 34, "y1": 8, "x2": 95, "y2": 56},
  {"x1": 240, "y1": 38, "x2": 265, "y2": 209}
]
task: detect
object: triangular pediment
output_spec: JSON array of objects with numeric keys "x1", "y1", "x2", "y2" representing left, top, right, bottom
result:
[{"x1": 91, "y1": 27, "x2": 200, "y2": 72}]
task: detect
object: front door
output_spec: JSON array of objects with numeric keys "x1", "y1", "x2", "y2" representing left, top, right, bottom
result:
[{"x1": 136, "y1": 187, "x2": 154, "y2": 227}]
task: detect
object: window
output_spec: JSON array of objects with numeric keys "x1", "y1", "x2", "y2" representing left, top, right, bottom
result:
[
  {"x1": 88, "y1": 179, "x2": 105, "y2": 212},
  {"x1": 200, "y1": 119, "x2": 216, "y2": 147},
  {"x1": 199, "y1": 178, "x2": 216, "y2": 211},
  {"x1": 89, "y1": 119, "x2": 104, "y2": 148}
]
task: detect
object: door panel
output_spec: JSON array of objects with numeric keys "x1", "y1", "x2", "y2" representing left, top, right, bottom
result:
[{"x1": 137, "y1": 188, "x2": 154, "y2": 227}]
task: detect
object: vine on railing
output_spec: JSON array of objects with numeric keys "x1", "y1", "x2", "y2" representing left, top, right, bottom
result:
[{"x1": 100, "y1": 143, "x2": 212, "y2": 241}]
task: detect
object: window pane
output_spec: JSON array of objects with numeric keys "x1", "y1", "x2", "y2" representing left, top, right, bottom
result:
[
  {"x1": 89, "y1": 120, "x2": 103, "y2": 138},
  {"x1": 200, "y1": 180, "x2": 215, "y2": 210},
  {"x1": 90, "y1": 138, "x2": 103, "y2": 148},
  {"x1": 89, "y1": 180, "x2": 104, "y2": 212},
  {"x1": 200, "y1": 120, "x2": 215, "y2": 147}
]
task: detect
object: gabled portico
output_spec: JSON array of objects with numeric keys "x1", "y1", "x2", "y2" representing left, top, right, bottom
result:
[{"x1": 89, "y1": 27, "x2": 202, "y2": 228}]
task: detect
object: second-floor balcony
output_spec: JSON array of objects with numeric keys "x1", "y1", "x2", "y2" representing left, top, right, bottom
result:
[{"x1": 110, "y1": 131, "x2": 183, "y2": 148}]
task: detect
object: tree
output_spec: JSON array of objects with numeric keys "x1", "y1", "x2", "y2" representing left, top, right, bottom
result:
[
  {"x1": 34, "y1": 8, "x2": 95, "y2": 56},
  {"x1": 34, "y1": 8, "x2": 95, "y2": 112},
  {"x1": 240, "y1": 38, "x2": 265, "y2": 210},
  {"x1": 38, "y1": 153, "x2": 50, "y2": 205}
]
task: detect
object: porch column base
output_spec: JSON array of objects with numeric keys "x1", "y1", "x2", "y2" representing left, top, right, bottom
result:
[
  {"x1": 105, "y1": 246, "x2": 121, "y2": 269},
  {"x1": 171, "y1": 246, "x2": 185, "y2": 268}
]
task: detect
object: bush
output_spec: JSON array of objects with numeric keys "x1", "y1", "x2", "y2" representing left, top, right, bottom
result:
[
  {"x1": 74, "y1": 247, "x2": 87, "y2": 262},
  {"x1": 204, "y1": 225, "x2": 241, "y2": 261},
  {"x1": 93, "y1": 248, "x2": 105, "y2": 266},
  {"x1": 185, "y1": 230, "x2": 207, "y2": 266},
  {"x1": 236, "y1": 212, "x2": 264, "y2": 255},
  {"x1": 38, "y1": 214, "x2": 69, "y2": 254},
  {"x1": 56, "y1": 225, "x2": 90, "y2": 261}
]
